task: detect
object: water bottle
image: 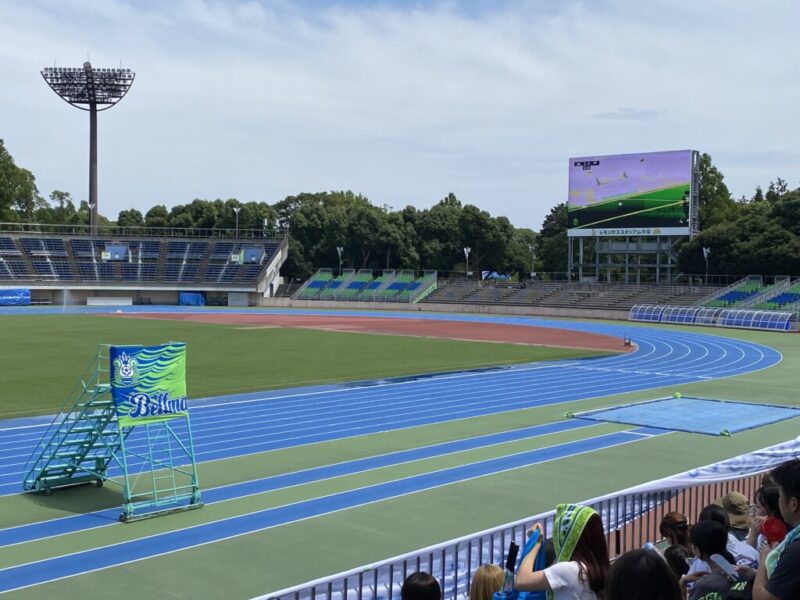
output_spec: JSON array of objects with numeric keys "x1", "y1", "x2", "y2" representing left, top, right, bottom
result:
[{"x1": 502, "y1": 541, "x2": 520, "y2": 592}]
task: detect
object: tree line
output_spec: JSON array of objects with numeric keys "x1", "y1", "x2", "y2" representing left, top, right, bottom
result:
[{"x1": 2, "y1": 137, "x2": 799, "y2": 280}]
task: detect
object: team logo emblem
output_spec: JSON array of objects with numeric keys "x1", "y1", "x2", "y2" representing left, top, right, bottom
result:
[{"x1": 113, "y1": 352, "x2": 139, "y2": 385}]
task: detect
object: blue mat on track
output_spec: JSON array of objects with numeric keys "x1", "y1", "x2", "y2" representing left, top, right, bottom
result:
[{"x1": 575, "y1": 397, "x2": 800, "y2": 436}]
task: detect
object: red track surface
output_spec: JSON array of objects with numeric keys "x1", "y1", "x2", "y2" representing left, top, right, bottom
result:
[{"x1": 119, "y1": 313, "x2": 632, "y2": 353}]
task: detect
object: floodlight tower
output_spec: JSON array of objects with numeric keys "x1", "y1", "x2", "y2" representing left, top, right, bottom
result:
[{"x1": 42, "y1": 62, "x2": 135, "y2": 235}]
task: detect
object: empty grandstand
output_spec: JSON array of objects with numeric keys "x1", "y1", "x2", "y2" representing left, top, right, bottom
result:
[
  {"x1": 0, "y1": 225, "x2": 288, "y2": 306},
  {"x1": 421, "y1": 280, "x2": 721, "y2": 311},
  {"x1": 702, "y1": 275, "x2": 765, "y2": 308},
  {"x1": 754, "y1": 279, "x2": 800, "y2": 311},
  {"x1": 292, "y1": 269, "x2": 437, "y2": 303}
]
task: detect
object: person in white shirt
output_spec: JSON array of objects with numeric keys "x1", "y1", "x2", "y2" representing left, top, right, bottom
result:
[{"x1": 515, "y1": 504, "x2": 610, "y2": 600}]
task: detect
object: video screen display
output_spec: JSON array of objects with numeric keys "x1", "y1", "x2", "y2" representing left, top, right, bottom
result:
[{"x1": 567, "y1": 150, "x2": 693, "y2": 237}]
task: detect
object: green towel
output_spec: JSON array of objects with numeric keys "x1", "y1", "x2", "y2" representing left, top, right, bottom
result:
[{"x1": 547, "y1": 504, "x2": 597, "y2": 600}]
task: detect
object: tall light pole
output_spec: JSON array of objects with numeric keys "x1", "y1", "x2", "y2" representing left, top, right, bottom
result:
[
  {"x1": 702, "y1": 246, "x2": 711, "y2": 284},
  {"x1": 88, "y1": 202, "x2": 96, "y2": 234},
  {"x1": 42, "y1": 63, "x2": 135, "y2": 236},
  {"x1": 463, "y1": 246, "x2": 471, "y2": 281},
  {"x1": 233, "y1": 207, "x2": 241, "y2": 239},
  {"x1": 336, "y1": 246, "x2": 343, "y2": 276},
  {"x1": 528, "y1": 242, "x2": 536, "y2": 280}
]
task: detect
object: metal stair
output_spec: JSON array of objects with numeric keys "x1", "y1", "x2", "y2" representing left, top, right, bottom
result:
[
  {"x1": 22, "y1": 349, "x2": 124, "y2": 494},
  {"x1": 22, "y1": 343, "x2": 203, "y2": 522}
]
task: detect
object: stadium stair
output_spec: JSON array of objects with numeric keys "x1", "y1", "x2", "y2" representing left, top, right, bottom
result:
[
  {"x1": 336, "y1": 270, "x2": 374, "y2": 300},
  {"x1": 294, "y1": 269, "x2": 334, "y2": 299},
  {"x1": 319, "y1": 269, "x2": 357, "y2": 299},
  {"x1": 755, "y1": 280, "x2": 800, "y2": 310},
  {"x1": 374, "y1": 270, "x2": 415, "y2": 301},
  {"x1": 21, "y1": 347, "x2": 123, "y2": 495},
  {"x1": 703, "y1": 277, "x2": 764, "y2": 308},
  {"x1": 357, "y1": 270, "x2": 395, "y2": 301}
]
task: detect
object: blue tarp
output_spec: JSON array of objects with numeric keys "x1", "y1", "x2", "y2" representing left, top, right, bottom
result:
[
  {"x1": 179, "y1": 292, "x2": 206, "y2": 306},
  {"x1": 0, "y1": 288, "x2": 31, "y2": 306},
  {"x1": 576, "y1": 397, "x2": 800, "y2": 436},
  {"x1": 481, "y1": 271, "x2": 510, "y2": 280}
]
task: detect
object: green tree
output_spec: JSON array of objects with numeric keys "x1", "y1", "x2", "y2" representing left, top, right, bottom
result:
[
  {"x1": 117, "y1": 208, "x2": 145, "y2": 229},
  {"x1": 0, "y1": 139, "x2": 42, "y2": 221},
  {"x1": 144, "y1": 205, "x2": 169, "y2": 228},
  {"x1": 538, "y1": 202, "x2": 568, "y2": 274},
  {"x1": 503, "y1": 227, "x2": 538, "y2": 278},
  {"x1": 415, "y1": 194, "x2": 463, "y2": 271},
  {"x1": 697, "y1": 153, "x2": 737, "y2": 229}
]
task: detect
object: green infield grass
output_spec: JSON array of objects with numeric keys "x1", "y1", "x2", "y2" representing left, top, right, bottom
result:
[
  {"x1": 0, "y1": 314, "x2": 614, "y2": 418},
  {"x1": 2, "y1": 312, "x2": 799, "y2": 599}
]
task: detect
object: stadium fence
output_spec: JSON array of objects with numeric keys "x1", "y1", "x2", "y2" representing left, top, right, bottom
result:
[{"x1": 260, "y1": 435, "x2": 800, "y2": 600}]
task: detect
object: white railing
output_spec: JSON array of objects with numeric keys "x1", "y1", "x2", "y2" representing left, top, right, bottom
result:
[{"x1": 258, "y1": 437, "x2": 800, "y2": 600}]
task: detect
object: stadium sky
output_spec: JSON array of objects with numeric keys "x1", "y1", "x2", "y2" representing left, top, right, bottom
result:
[{"x1": 0, "y1": 0, "x2": 798, "y2": 231}]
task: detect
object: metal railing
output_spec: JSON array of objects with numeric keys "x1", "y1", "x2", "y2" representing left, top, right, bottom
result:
[
  {"x1": 260, "y1": 472, "x2": 765, "y2": 600},
  {"x1": 0, "y1": 221, "x2": 288, "y2": 240}
]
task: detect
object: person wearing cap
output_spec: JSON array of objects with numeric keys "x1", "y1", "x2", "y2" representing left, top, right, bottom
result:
[
  {"x1": 515, "y1": 504, "x2": 610, "y2": 600},
  {"x1": 717, "y1": 491, "x2": 752, "y2": 542},
  {"x1": 750, "y1": 459, "x2": 800, "y2": 600}
]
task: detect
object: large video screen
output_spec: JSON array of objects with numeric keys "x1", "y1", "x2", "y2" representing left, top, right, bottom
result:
[{"x1": 567, "y1": 150, "x2": 694, "y2": 237}]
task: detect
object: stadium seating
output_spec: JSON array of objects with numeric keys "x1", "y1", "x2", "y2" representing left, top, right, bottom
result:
[
  {"x1": 0, "y1": 237, "x2": 21, "y2": 255},
  {"x1": 717, "y1": 309, "x2": 793, "y2": 331},
  {"x1": 0, "y1": 233, "x2": 283, "y2": 288},
  {"x1": 755, "y1": 281, "x2": 800, "y2": 310},
  {"x1": 704, "y1": 278, "x2": 764, "y2": 307},
  {"x1": 372, "y1": 271, "x2": 415, "y2": 301},
  {"x1": 336, "y1": 270, "x2": 374, "y2": 299},
  {"x1": 422, "y1": 281, "x2": 721, "y2": 310},
  {"x1": 70, "y1": 239, "x2": 96, "y2": 259},
  {"x1": 292, "y1": 270, "x2": 437, "y2": 303},
  {"x1": 629, "y1": 303, "x2": 794, "y2": 332},
  {"x1": 356, "y1": 272, "x2": 394, "y2": 300},
  {"x1": 395, "y1": 272, "x2": 437, "y2": 302},
  {"x1": 295, "y1": 270, "x2": 334, "y2": 299},
  {"x1": 318, "y1": 271, "x2": 355, "y2": 299}
]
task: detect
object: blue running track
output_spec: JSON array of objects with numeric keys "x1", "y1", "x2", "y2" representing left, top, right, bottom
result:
[{"x1": 0, "y1": 308, "x2": 783, "y2": 593}]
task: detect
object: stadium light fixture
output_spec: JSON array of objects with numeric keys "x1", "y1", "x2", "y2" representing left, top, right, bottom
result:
[
  {"x1": 702, "y1": 247, "x2": 711, "y2": 284},
  {"x1": 463, "y1": 247, "x2": 471, "y2": 281},
  {"x1": 233, "y1": 206, "x2": 241, "y2": 239},
  {"x1": 41, "y1": 62, "x2": 135, "y2": 236},
  {"x1": 528, "y1": 243, "x2": 536, "y2": 280}
]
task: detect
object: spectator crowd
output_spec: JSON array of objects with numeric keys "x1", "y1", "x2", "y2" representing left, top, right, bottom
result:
[{"x1": 399, "y1": 458, "x2": 800, "y2": 600}]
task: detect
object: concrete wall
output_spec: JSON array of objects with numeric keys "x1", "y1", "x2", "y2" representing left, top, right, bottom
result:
[
  {"x1": 44, "y1": 289, "x2": 180, "y2": 306},
  {"x1": 256, "y1": 297, "x2": 630, "y2": 322}
]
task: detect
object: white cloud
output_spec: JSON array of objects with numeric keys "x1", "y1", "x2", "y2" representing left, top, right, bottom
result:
[{"x1": 1, "y1": 0, "x2": 798, "y2": 229}]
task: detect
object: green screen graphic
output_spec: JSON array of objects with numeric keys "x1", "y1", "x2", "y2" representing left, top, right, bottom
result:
[{"x1": 568, "y1": 150, "x2": 693, "y2": 236}]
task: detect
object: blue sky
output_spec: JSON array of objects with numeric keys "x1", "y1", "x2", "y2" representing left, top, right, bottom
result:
[{"x1": 1, "y1": 0, "x2": 798, "y2": 230}]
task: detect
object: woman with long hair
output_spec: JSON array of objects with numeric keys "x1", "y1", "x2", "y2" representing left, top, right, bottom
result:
[
  {"x1": 469, "y1": 564, "x2": 504, "y2": 600},
  {"x1": 746, "y1": 485, "x2": 790, "y2": 552},
  {"x1": 515, "y1": 504, "x2": 610, "y2": 600}
]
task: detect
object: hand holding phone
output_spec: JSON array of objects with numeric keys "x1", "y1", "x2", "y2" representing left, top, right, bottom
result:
[{"x1": 710, "y1": 554, "x2": 740, "y2": 581}]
